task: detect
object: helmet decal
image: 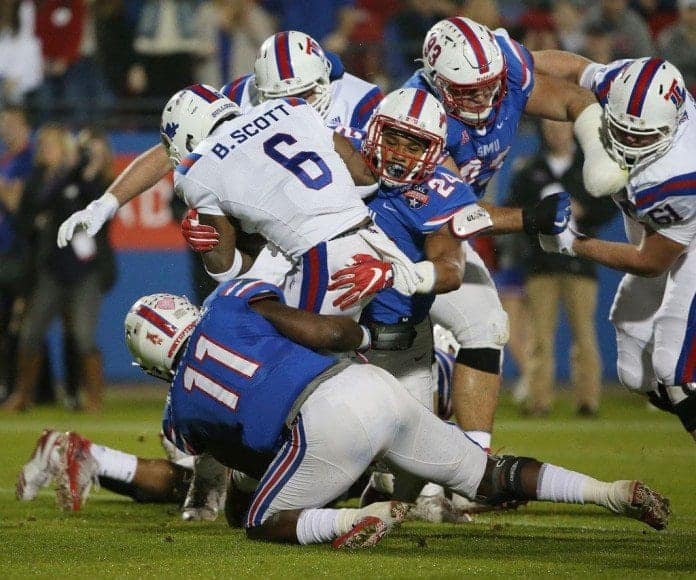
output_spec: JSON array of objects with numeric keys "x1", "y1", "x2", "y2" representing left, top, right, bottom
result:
[
  {"x1": 626, "y1": 57, "x2": 663, "y2": 117},
  {"x1": 447, "y1": 17, "x2": 490, "y2": 74}
]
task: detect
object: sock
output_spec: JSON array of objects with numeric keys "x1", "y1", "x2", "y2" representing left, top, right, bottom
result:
[
  {"x1": 296, "y1": 508, "x2": 341, "y2": 545},
  {"x1": 89, "y1": 444, "x2": 138, "y2": 483},
  {"x1": 465, "y1": 430, "x2": 491, "y2": 452},
  {"x1": 537, "y1": 463, "x2": 619, "y2": 508}
]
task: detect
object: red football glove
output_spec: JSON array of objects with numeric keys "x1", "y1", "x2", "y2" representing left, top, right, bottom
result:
[
  {"x1": 328, "y1": 253, "x2": 394, "y2": 310},
  {"x1": 181, "y1": 209, "x2": 220, "y2": 253}
]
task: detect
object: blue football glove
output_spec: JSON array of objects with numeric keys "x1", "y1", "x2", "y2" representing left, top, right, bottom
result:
[{"x1": 522, "y1": 192, "x2": 572, "y2": 235}]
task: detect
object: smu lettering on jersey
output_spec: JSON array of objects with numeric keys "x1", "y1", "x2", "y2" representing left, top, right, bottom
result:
[
  {"x1": 220, "y1": 66, "x2": 383, "y2": 129},
  {"x1": 435, "y1": 347, "x2": 454, "y2": 421},
  {"x1": 163, "y1": 279, "x2": 336, "y2": 464},
  {"x1": 362, "y1": 165, "x2": 484, "y2": 325},
  {"x1": 402, "y1": 28, "x2": 534, "y2": 198},
  {"x1": 590, "y1": 60, "x2": 696, "y2": 247},
  {"x1": 173, "y1": 98, "x2": 369, "y2": 260}
]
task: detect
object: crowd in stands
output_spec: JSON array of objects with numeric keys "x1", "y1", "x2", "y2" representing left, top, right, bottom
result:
[{"x1": 0, "y1": 0, "x2": 693, "y2": 128}]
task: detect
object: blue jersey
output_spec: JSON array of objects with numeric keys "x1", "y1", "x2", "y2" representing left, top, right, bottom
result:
[
  {"x1": 162, "y1": 279, "x2": 337, "y2": 470},
  {"x1": 402, "y1": 28, "x2": 534, "y2": 198},
  {"x1": 362, "y1": 165, "x2": 481, "y2": 325}
]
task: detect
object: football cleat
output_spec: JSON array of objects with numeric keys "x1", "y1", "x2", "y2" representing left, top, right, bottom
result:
[
  {"x1": 407, "y1": 494, "x2": 473, "y2": 524},
  {"x1": 54, "y1": 432, "x2": 99, "y2": 511},
  {"x1": 332, "y1": 501, "x2": 410, "y2": 549},
  {"x1": 182, "y1": 454, "x2": 228, "y2": 522},
  {"x1": 16, "y1": 429, "x2": 64, "y2": 501},
  {"x1": 611, "y1": 480, "x2": 671, "y2": 531}
]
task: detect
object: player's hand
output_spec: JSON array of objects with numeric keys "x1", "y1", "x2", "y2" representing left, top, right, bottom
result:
[
  {"x1": 538, "y1": 228, "x2": 577, "y2": 257},
  {"x1": 56, "y1": 192, "x2": 119, "y2": 248},
  {"x1": 522, "y1": 192, "x2": 571, "y2": 235},
  {"x1": 181, "y1": 209, "x2": 220, "y2": 253},
  {"x1": 328, "y1": 253, "x2": 394, "y2": 310}
]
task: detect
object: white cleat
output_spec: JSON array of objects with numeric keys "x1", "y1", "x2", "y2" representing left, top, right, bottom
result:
[
  {"x1": 54, "y1": 432, "x2": 99, "y2": 511},
  {"x1": 407, "y1": 494, "x2": 473, "y2": 524},
  {"x1": 609, "y1": 480, "x2": 671, "y2": 531},
  {"x1": 332, "y1": 501, "x2": 410, "y2": 549},
  {"x1": 16, "y1": 429, "x2": 64, "y2": 501},
  {"x1": 182, "y1": 454, "x2": 228, "y2": 522}
]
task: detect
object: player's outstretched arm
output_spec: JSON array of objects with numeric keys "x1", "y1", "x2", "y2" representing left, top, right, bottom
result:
[
  {"x1": 531, "y1": 50, "x2": 593, "y2": 85},
  {"x1": 56, "y1": 143, "x2": 172, "y2": 247},
  {"x1": 541, "y1": 227, "x2": 686, "y2": 277},
  {"x1": 251, "y1": 298, "x2": 365, "y2": 353}
]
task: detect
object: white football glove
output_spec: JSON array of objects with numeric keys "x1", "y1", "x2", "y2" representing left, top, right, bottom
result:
[
  {"x1": 538, "y1": 228, "x2": 578, "y2": 257},
  {"x1": 573, "y1": 103, "x2": 629, "y2": 198},
  {"x1": 57, "y1": 192, "x2": 120, "y2": 248}
]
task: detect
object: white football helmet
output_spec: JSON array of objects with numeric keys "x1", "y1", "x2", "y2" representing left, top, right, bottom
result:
[
  {"x1": 160, "y1": 84, "x2": 241, "y2": 165},
  {"x1": 254, "y1": 31, "x2": 332, "y2": 119},
  {"x1": 363, "y1": 88, "x2": 447, "y2": 186},
  {"x1": 124, "y1": 293, "x2": 200, "y2": 381},
  {"x1": 603, "y1": 58, "x2": 686, "y2": 169},
  {"x1": 422, "y1": 17, "x2": 507, "y2": 127}
]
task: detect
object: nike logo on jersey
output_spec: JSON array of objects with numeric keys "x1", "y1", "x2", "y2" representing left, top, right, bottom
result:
[{"x1": 381, "y1": 202, "x2": 398, "y2": 212}]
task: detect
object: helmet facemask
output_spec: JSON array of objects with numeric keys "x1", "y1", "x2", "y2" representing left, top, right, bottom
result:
[
  {"x1": 433, "y1": 69, "x2": 507, "y2": 128},
  {"x1": 363, "y1": 117, "x2": 443, "y2": 187},
  {"x1": 603, "y1": 106, "x2": 675, "y2": 170}
]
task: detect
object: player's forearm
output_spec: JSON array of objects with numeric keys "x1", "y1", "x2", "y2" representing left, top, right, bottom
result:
[
  {"x1": 572, "y1": 238, "x2": 665, "y2": 277},
  {"x1": 481, "y1": 202, "x2": 523, "y2": 234},
  {"x1": 106, "y1": 143, "x2": 172, "y2": 206},
  {"x1": 431, "y1": 258, "x2": 465, "y2": 293},
  {"x1": 532, "y1": 50, "x2": 593, "y2": 84}
]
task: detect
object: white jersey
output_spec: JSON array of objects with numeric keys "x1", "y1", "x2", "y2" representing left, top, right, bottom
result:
[
  {"x1": 173, "y1": 98, "x2": 368, "y2": 260},
  {"x1": 586, "y1": 59, "x2": 696, "y2": 249},
  {"x1": 220, "y1": 72, "x2": 383, "y2": 129}
]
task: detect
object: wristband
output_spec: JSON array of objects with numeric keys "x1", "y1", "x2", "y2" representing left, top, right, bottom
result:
[
  {"x1": 414, "y1": 261, "x2": 436, "y2": 294},
  {"x1": 205, "y1": 249, "x2": 243, "y2": 282},
  {"x1": 357, "y1": 324, "x2": 372, "y2": 352}
]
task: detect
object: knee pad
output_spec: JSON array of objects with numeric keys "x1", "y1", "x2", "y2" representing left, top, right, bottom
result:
[
  {"x1": 456, "y1": 347, "x2": 502, "y2": 375},
  {"x1": 657, "y1": 383, "x2": 696, "y2": 432},
  {"x1": 476, "y1": 454, "x2": 539, "y2": 505}
]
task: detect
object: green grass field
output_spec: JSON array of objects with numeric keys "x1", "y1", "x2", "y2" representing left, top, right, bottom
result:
[{"x1": 1, "y1": 386, "x2": 695, "y2": 578}]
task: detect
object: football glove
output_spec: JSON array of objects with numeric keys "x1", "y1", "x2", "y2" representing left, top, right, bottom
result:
[
  {"x1": 522, "y1": 191, "x2": 571, "y2": 235},
  {"x1": 328, "y1": 253, "x2": 394, "y2": 310},
  {"x1": 56, "y1": 192, "x2": 119, "y2": 248},
  {"x1": 181, "y1": 209, "x2": 220, "y2": 253},
  {"x1": 538, "y1": 227, "x2": 578, "y2": 257}
]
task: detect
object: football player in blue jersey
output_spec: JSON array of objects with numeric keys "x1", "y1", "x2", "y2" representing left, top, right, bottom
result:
[
  {"x1": 395, "y1": 16, "x2": 625, "y2": 458},
  {"x1": 118, "y1": 283, "x2": 670, "y2": 547},
  {"x1": 16, "y1": 286, "x2": 671, "y2": 541}
]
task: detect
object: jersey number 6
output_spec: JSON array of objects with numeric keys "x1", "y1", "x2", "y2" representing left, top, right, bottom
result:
[{"x1": 263, "y1": 133, "x2": 333, "y2": 190}]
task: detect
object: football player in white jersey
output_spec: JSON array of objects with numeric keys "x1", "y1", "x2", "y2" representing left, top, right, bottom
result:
[
  {"x1": 537, "y1": 57, "x2": 696, "y2": 441},
  {"x1": 155, "y1": 84, "x2": 422, "y2": 318},
  {"x1": 55, "y1": 31, "x2": 383, "y2": 250}
]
